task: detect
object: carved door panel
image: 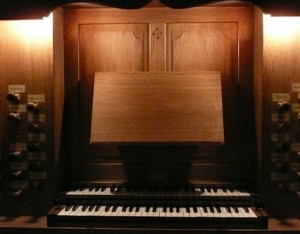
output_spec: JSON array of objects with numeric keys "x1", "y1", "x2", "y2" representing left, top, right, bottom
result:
[
  {"x1": 78, "y1": 24, "x2": 149, "y2": 166},
  {"x1": 166, "y1": 23, "x2": 239, "y2": 174}
]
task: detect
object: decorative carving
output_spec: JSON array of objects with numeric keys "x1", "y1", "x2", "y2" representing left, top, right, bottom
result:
[{"x1": 152, "y1": 27, "x2": 163, "y2": 39}]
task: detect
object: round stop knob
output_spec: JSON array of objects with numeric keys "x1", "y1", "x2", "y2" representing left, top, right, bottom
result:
[
  {"x1": 6, "y1": 93, "x2": 20, "y2": 102},
  {"x1": 277, "y1": 101, "x2": 290, "y2": 112}
]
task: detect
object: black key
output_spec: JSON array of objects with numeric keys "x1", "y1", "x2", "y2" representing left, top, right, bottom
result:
[
  {"x1": 216, "y1": 207, "x2": 221, "y2": 213},
  {"x1": 221, "y1": 187, "x2": 228, "y2": 193},
  {"x1": 88, "y1": 205, "x2": 95, "y2": 211},
  {"x1": 82, "y1": 205, "x2": 89, "y2": 212},
  {"x1": 65, "y1": 205, "x2": 72, "y2": 212},
  {"x1": 209, "y1": 207, "x2": 214, "y2": 213},
  {"x1": 110, "y1": 185, "x2": 116, "y2": 192},
  {"x1": 116, "y1": 185, "x2": 123, "y2": 192},
  {"x1": 226, "y1": 207, "x2": 231, "y2": 213},
  {"x1": 243, "y1": 207, "x2": 250, "y2": 213},
  {"x1": 105, "y1": 206, "x2": 111, "y2": 212},
  {"x1": 72, "y1": 205, "x2": 79, "y2": 211},
  {"x1": 233, "y1": 207, "x2": 239, "y2": 213},
  {"x1": 95, "y1": 206, "x2": 101, "y2": 211}
]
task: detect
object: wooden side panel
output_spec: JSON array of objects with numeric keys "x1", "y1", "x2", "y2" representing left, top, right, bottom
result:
[
  {"x1": 53, "y1": 9, "x2": 65, "y2": 167},
  {"x1": 261, "y1": 15, "x2": 300, "y2": 217},
  {"x1": 0, "y1": 15, "x2": 56, "y2": 215}
]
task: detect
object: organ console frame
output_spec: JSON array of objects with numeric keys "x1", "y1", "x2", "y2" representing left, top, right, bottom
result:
[{"x1": 0, "y1": 0, "x2": 300, "y2": 233}]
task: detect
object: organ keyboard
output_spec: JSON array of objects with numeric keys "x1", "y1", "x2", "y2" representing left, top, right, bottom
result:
[{"x1": 47, "y1": 184, "x2": 268, "y2": 229}]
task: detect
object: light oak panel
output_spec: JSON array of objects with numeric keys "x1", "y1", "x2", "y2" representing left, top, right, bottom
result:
[{"x1": 90, "y1": 72, "x2": 224, "y2": 143}]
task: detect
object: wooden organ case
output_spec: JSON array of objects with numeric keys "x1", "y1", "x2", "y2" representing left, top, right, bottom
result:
[
  {"x1": 50, "y1": 4, "x2": 265, "y2": 228},
  {"x1": 0, "y1": 1, "x2": 299, "y2": 233}
]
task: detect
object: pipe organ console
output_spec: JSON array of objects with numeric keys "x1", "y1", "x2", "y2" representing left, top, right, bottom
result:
[{"x1": 0, "y1": 0, "x2": 299, "y2": 233}]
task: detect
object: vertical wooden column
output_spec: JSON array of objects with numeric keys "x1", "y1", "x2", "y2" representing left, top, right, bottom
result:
[{"x1": 150, "y1": 23, "x2": 166, "y2": 71}]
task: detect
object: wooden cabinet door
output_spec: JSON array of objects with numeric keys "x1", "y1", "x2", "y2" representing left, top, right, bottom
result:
[
  {"x1": 79, "y1": 24, "x2": 149, "y2": 165},
  {"x1": 166, "y1": 23, "x2": 240, "y2": 179}
]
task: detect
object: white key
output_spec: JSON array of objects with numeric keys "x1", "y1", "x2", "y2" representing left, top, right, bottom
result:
[
  {"x1": 171, "y1": 207, "x2": 178, "y2": 217},
  {"x1": 153, "y1": 207, "x2": 161, "y2": 217},
  {"x1": 85, "y1": 206, "x2": 96, "y2": 216},
  {"x1": 95, "y1": 206, "x2": 106, "y2": 216},
  {"x1": 80, "y1": 188, "x2": 91, "y2": 195},
  {"x1": 140, "y1": 207, "x2": 148, "y2": 217},
  {"x1": 219, "y1": 207, "x2": 232, "y2": 218},
  {"x1": 158, "y1": 207, "x2": 165, "y2": 217},
  {"x1": 202, "y1": 188, "x2": 211, "y2": 196},
  {"x1": 147, "y1": 207, "x2": 154, "y2": 217},
  {"x1": 58, "y1": 206, "x2": 73, "y2": 216},
  {"x1": 238, "y1": 190, "x2": 251, "y2": 197},
  {"x1": 182, "y1": 207, "x2": 190, "y2": 217},
  {"x1": 200, "y1": 207, "x2": 209, "y2": 217},
  {"x1": 241, "y1": 207, "x2": 256, "y2": 218},
  {"x1": 188, "y1": 207, "x2": 196, "y2": 217},
  {"x1": 73, "y1": 205, "x2": 86, "y2": 216},
  {"x1": 113, "y1": 206, "x2": 124, "y2": 217},
  {"x1": 230, "y1": 207, "x2": 241, "y2": 218},
  {"x1": 205, "y1": 207, "x2": 215, "y2": 217},
  {"x1": 194, "y1": 207, "x2": 202, "y2": 217},
  {"x1": 209, "y1": 189, "x2": 219, "y2": 196},
  {"x1": 237, "y1": 207, "x2": 248, "y2": 217},
  {"x1": 249, "y1": 208, "x2": 257, "y2": 218}
]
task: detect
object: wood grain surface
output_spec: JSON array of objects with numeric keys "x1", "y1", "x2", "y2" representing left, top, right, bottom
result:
[{"x1": 91, "y1": 72, "x2": 224, "y2": 143}]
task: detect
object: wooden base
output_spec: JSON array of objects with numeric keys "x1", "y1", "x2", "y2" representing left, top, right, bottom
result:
[{"x1": 0, "y1": 217, "x2": 299, "y2": 233}]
